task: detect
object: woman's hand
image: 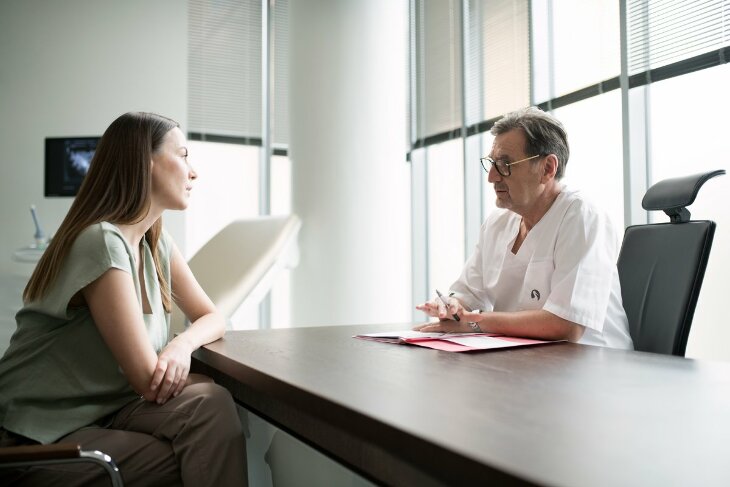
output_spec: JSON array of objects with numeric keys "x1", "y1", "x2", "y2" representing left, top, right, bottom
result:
[
  {"x1": 143, "y1": 241, "x2": 225, "y2": 404},
  {"x1": 148, "y1": 336, "x2": 194, "y2": 404}
]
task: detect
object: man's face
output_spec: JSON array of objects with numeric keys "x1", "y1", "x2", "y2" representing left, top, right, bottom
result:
[{"x1": 487, "y1": 129, "x2": 545, "y2": 215}]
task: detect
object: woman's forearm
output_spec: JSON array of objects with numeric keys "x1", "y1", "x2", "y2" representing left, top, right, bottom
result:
[{"x1": 173, "y1": 311, "x2": 226, "y2": 350}]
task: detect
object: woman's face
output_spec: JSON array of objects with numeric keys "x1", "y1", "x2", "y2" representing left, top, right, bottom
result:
[{"x1": 151, "y1": 127, "x2": 196, "y2": 211}]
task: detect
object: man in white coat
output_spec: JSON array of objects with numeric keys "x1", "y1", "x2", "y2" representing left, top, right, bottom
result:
[{"x1": 415, "y1": 107, "x2": 633, "y2": 350}]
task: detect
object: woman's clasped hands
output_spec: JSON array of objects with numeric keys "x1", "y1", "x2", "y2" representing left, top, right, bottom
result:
[{"x1": 146, "y1": 336, "x2": 194, "y2": 404}]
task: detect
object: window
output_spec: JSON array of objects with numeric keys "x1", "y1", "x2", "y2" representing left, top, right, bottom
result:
[
  {"x1": 467, "y1": 0, "x2": 530, "y2": 122},
  {"x1": 188, "y1": 0, "x2": 262, "y2": 138},
  {"x1": 270, "y1": 155, "x2": 292, "y2": 216},
  {"x1": 427, "y1": 139, "x2": 465, "y2": 292},
  {"x1": 478, "y1": 131, "x2": 496, "y2": 219},
  {"x1": 551, "y1": 0, "x2": 620, "y2": 96},
  {"x1": 270, "y1": 154, "x2": 292, "y2": 327},
  {"x1": 413, "y1": 0, "x2": 463, "y2": 142},
  {"x1": 187, "y1": 0, "x2": 291, "y2": 329},
  {"x1": 532, "y1": 0, "x2": 620, "y2": 103},
  {"x1": 554, "y1": 90, "x2": 625, "y2": 231},
  {"x1": 185, "y1": 141, "x2": 260, "y2": 257},
  {"x1": 628, "y1": 0, "x2": 730, "y2": 74},
  {"x1": 647, "y1": 63, "x2": 730, "y2": 360}
]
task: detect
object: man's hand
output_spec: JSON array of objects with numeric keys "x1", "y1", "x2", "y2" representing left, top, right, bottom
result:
[
  {"x1": 413, "y1": 307, "x2": 484, "y2": 333},
  {"x1": 412, "y1": 320, "x2": 468, "y2": 333},
  {"x1": 415, "y1": 294, "x2": 466, "y2": 321}
]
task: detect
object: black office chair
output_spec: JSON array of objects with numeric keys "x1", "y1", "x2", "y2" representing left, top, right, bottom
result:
[
  {"x1": 617, "y1": 169, "x2": 725, "y2": 356},
  {"x1": 0, "y1": 443, "x2": 123, "y2": 486}
]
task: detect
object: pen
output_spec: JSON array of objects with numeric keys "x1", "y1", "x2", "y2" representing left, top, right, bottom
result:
[{"x1": 435, "y1": 289, "x2": 460, "y2": 321}]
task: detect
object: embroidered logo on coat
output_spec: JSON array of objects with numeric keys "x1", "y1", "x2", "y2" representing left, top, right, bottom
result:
[{"x1": 530, "y1": 289, "x2": 541, "y2": 300}]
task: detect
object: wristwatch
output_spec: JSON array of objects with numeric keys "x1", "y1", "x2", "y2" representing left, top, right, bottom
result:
[{"x1": 468, "y1": 309, "x2": 482, "y2": 332}]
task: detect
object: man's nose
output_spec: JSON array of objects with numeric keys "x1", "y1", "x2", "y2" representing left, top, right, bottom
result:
[{"x1": 487, "y1": 164, "x2": 501, "y2": 183}]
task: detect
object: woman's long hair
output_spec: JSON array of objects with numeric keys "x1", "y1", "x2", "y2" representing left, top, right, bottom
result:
[{"x1": 23, "y1": 112, "x2": 179, "y2": 312}]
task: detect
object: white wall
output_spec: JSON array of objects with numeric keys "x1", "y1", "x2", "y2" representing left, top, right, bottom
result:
[{"x1": 0, "y1": 0, "x2": 187, "y2": 351}]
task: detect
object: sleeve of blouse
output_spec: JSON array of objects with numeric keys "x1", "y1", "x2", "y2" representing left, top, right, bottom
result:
[{"x1": 39, "y1": 224, "x2": 134, "y2": 319}]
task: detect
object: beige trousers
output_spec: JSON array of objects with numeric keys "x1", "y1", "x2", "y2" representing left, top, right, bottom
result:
[{"x1": 1, "y1": 381, "x2": 248, "y2": 486}]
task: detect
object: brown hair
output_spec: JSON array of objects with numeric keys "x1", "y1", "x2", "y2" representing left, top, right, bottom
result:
[{"x1": 24, "y1": 112, "x2": 179, "y2": 311}]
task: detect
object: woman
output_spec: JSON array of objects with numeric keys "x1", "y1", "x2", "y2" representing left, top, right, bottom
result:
[{"x1": 0, "y1": 112, "x2": 247, "y2": 486}]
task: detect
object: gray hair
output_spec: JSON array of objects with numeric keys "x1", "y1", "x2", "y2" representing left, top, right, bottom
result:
[{"x1": 490, "y1": 106, "x2": 569, "y2": 180}]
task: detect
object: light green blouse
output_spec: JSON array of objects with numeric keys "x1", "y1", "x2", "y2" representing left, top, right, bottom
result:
[{"x1": 0, "y1": 222, "x2": 171, "y2": 444}]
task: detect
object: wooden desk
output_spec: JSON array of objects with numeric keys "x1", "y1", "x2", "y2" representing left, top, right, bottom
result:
[{"x1": 191, "y1": 324, "x2": 730, "y2": 486}]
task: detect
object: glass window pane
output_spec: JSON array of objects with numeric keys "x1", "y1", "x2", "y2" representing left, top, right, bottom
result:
[
  {"x1": 464, "y1": 134, "x2": 485, "y2": 250},
  {"x1": 647, "y1": 63, "x2": 730, "y2": 360},
  {"x1": 648, "y1": 63, "x2": 730, "y2": 199},
  {"x1": 466, "y1": 0, "x2": 530, "y2": 122},
  {"x1": 188, "y1": 0, "x2": 262, "y2": 137},
  {"x1": 427, "y1": 139, "x2": 465, "y2": 293},
  {"x1": 186, "y1": 141, "x2": 260, "y2": 329},
  {"x1": 554, "y1": 90, "x2": 624, "y2": 232},
  {"x1": 536, "y1": 0, "x2": 620, "y2": 100},
  {"x1": 479, "y1": 131, "x2": 497, "y2": 219},
  {"x1": 186, "y1": 141, "x2": 260, "y2": 257},
  {"x1": 627, "y1": 0, "x2": 729, "y2": 74},
  {"x1": 271, "y1": 155, "x2": 292, "y2": 215},
  {"x1": 411, "y1": 148, "x2": 430, "y2": 314},
  {"x1": 414, "y1": 0, "x2": 463, "y2": 140},
  {"x1": 270, "y1": 154, "x2": 292, "y2": 328},
  {"x1": 272, "y1": 0, "x2": 290, "y2": 146}
]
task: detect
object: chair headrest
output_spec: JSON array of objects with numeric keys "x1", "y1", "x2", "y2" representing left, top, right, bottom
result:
[{"x1": 642, "y1": 169, "x2": 725, "y2": 222}]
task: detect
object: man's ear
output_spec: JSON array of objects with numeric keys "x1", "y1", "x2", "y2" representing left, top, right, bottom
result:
[{"x1": 542, "y1": 154, "x2": 558, "y2": 182}]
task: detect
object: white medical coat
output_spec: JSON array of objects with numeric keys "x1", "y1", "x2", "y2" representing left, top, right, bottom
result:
[{"x1": 451, "y1": 187, "x2": 633, "y2": 349}]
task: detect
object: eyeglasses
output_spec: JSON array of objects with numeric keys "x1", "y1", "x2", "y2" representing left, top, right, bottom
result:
[{"x1": 480, "y1": 154, "x2": 541, "y2": 177}]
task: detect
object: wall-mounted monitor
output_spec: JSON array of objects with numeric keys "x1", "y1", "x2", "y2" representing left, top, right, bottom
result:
[{"x1": 45, "y1": 136, "x2": 100, "y2": 197}]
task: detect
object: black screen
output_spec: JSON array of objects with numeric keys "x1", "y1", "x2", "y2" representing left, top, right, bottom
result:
[{"x1": 44, "y1": 136, "x2": 100, "y2": 197}]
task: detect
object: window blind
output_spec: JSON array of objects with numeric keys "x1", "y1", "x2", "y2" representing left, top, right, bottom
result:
[
  {"x1": 188, "y1": 0, "x2": 262, "y2": 138},
  {"x1": 470, "y1": 0, "x2": 530, "y2": 123},
  {"x1": 628, "y1": 0, "x2": 730, "y2": 75},
  {"x1": 272, "y1": 0, "x2": 289, "y2": 146},
  {"x1": 413, "y1": 0, "x2": 463, "y2": 143}
]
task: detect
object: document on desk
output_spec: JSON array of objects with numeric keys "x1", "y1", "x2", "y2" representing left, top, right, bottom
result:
[{"x1": 354, "y1": 330, "x2": 556, "y2": 352}]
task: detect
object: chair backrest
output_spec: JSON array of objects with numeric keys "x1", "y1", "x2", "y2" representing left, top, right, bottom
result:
[
  {"x1": 172, "y1": 214, "x2": 301, "y2": 332},
  {"x1": 618, "y1": 221, "x2": 714, "y2": 356},
  {"x1": 617, "y1": 169, "x2": 724, "y2": 356}
]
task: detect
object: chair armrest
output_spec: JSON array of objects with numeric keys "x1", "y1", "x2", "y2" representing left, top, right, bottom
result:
[
  {"x1": 0, "y1": 443, "x2": 124, "y2": 487},
  {"x1": 0, "y1": 443, "x2": 81, "y2": 462}
]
